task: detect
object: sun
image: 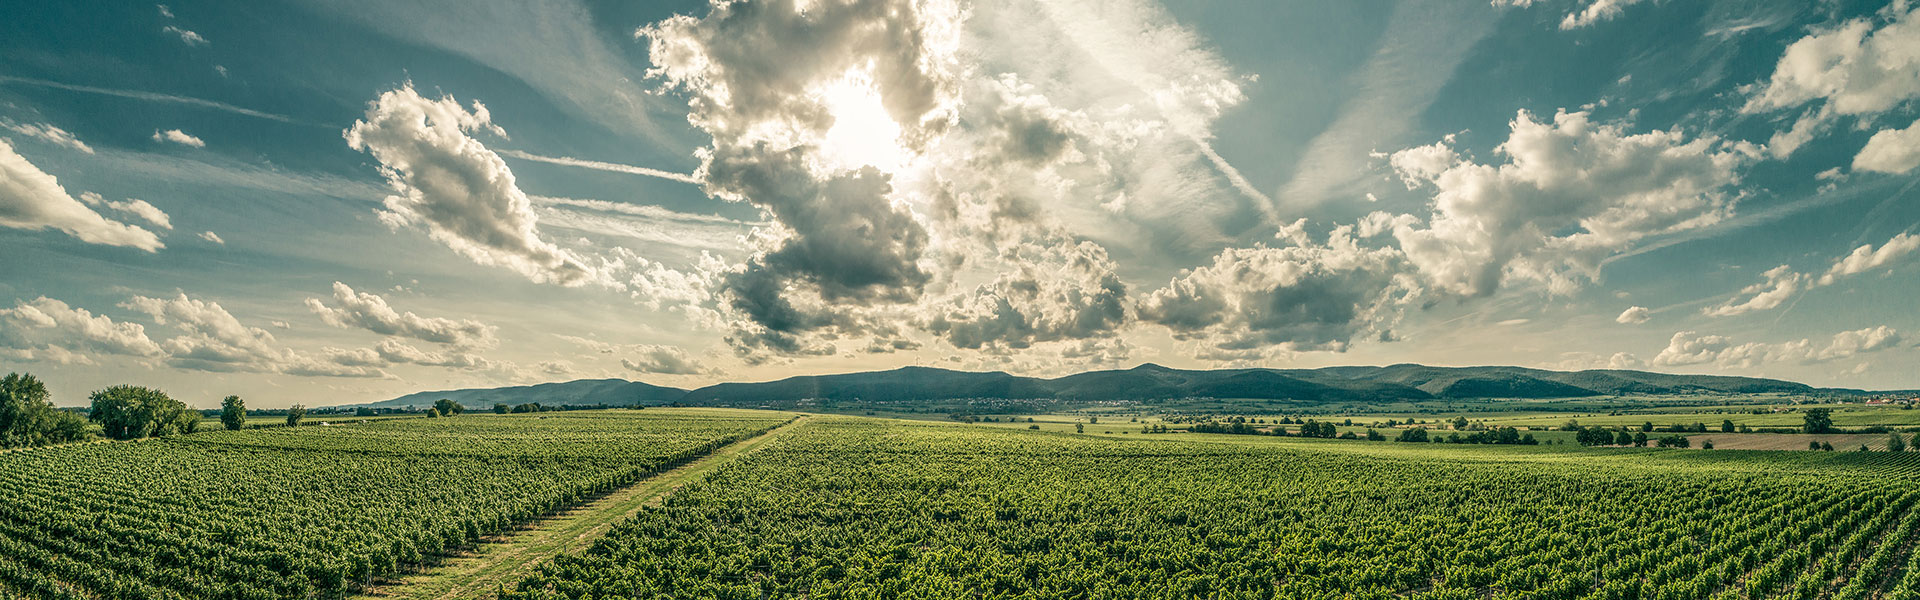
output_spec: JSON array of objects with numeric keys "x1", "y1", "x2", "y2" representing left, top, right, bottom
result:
[{"x1": 814, "y1": 66, "x2": 909, "y2": 174}]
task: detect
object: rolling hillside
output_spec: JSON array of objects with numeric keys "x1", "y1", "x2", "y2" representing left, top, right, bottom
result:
[{"x1": 354, "y1": 363, "x2": 1842, "y2": 411}]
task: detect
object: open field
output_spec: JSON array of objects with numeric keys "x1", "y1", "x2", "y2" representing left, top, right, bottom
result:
[
  {"x1": 0, "y1": 408, "x2": 791, "y2": 599},
  {"x1": 505, "y1": 415, "x2": 1920, "y2": 599},
  {"x1": 11, "y1": 405, "x2": 1920, "y2": 599}
]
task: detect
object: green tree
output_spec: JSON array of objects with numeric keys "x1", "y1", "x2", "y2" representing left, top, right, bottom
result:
[
  {"x1": 89, "y1": 385, "x2": 189, "y2": 440},
  {"x1": 1452, "y1": 416, "x2": 1469, "y2": 430},
  {"x1": 1633, "y1": 431, "x2": 1648, "y2": 447},
  {"x1": 1614, "y1": 430, "x2": 1633, "y2": 446},
  {"x1": 434, "y1": 398, "x2": 463, "y2": 416},
  {"x1": 220, "y1": 396, "x2": 246, "y2": 431},
  {"x1": 286, "y1": 404, "x2": 307, "y2": 427},
  {"x1": 1803, "y1": 408, "x2": 1834, "y2": 434},
  {"x1": 1702, "y1": 440, "x2": 1714, "y2": 449},
  {"x1": 1075, "y1": 423, "x2": 1084, "y2": 433},
  {"x1": 1890, "y1": 433, "x2": 1908, "y2": 452},
  {"x1": 0, "y1": 372, "x2": 90, "y2": 447},
  {"x1": 1395, "y1": 428, "x2": 1428, "y2": 442},
  {"x1": 1642, "y1": 421, "x2": 1656, "y2": 432},
  {"x1": 1721, "y1": 419, "x2": 1735, "y2": 433},
  {"x1": 493, "y1": 403, "x2": 510, "y2": 414}
]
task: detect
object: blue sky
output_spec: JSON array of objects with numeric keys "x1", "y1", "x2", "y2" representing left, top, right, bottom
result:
[{"x1": 2, "y1": 0, "x2": 1917, "y2": 408}]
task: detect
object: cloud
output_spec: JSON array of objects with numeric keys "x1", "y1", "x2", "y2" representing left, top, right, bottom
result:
[
  {"x1": 305, "y1": 282, "x2": 497, "y2": 348},
  {"x1": 122, "y1": 293, "x2": 295, "y2": 373},
  {"x1": 1704, "y1": 232, "x2": 1918, "y2": 316},
  {"x1": 1745, "y1": 5, "x2": 1920, "y2": 117},
  {"x1": 641, "y1": 0, "x2": 964, "y2": 350},
  {"x1": 1140, "y1": 225, "x2": 1416, "y2": 358},
  {"x1": 346, "y1": 84, "x2": 596, "y2": 286},
  {"x1": 1653, "y1": 327, "x2": 1904, "y2": 368},
  {"x1": 1854, "y1": 118, "x2": 1920, "y2": 175},
  {"x1": 539, "y1": 360, "x2": 575, "y2": 376},
  {"x1": 927, "y1": 240, "x2": 1128, "y2": 351},
  {"x1": 0, "y1": 138, "x2": 164, "y2": 251},
  {"x1": 162, "y1": 25, "x2": 208, "y2": 47},
  {"x1": 1702, "y1": 265, "x2": 1804, "y2": 317},
  {"x1": 1492, "y1": 0, "x2": 1651, "y2": 29},
  {"x1": 198, "y1": 231, "x2": 224, "y2": 245},
  {"x1": 620, "y1": 345, "x2": 711, "y2": 376},
  {"x1": 1744, "y1": 5, "x2": 1920, "y2": 162},
  {"x1": 0, "y1": 297, "x2": 164, "y2": 361},
  {"x1": 495, "y1": 150, "x2": 699, "y2": 184},
  {"x1": 1387, "y1": 109, "x2": 1751, "y2": 297},
  {"x1": 323, "y1": 339, "x2": 492, "y2": 370},
  {"x1": 1615, "y1": 305, "x2": 1651, "y2": 324},
  {"x1": 1821, "y1": 232, "x2": 1920, "y2": 284},
  {"x1": 151, "y1": 129, "x2": 205, "y2": 148},
  {"x1": 0, "y1": 75, "x2": 297, "y2": 123},
  {"x1": 85, "y1": 195, "x2": 172, "y2": 230},
  {"x1": 3, "y1": 121, "x2": 93, "y2": 153}
]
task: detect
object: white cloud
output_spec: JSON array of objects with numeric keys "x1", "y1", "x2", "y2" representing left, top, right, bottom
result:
[
  {"x1": 1704, "y1": 232, "x2": 1919, "y2": 316},
  {"x1": 151, "y1": 129, "x2": 205, "y2": 148},
  {"x1": 345, "y1": 84, "x2": 596, "y2": 286},
  {"x1": 323, "y1": 339, "x2": 492, "y2": 370},
  {"x1": 198, "y1": 231, "x2": 224, "y2": 245},
  {"x1": 1821, "y1": 232, "x2": 1920, "y2": 284},
  {"x1": 305, "y1": 282, "x2": 497, "y2": 349},
  {"x1": 1140, "y1": 225, "x2": 1416, "y2": 358},
  {"x1": 0, "y1": 139, "x2": 164, "y2": 251},
  {"x1": 1745, "y1": 5, "x2": 1920, "y2": 162},
  {"x1": 1854, "y1": 118, "x2": 1920, "y2": 175},
  {"x1": 101, "y1": 198, "x2": 171, "y2": 230},
  {"x1": 1615, "y1": 305, "x2": 1651, "y2": 324},
  {"x1": 3, "y1": 121, "x2": 93, "y2": 154},
  {"x1": 1745, "y1": 5, "x2": 1920, "y2": 117},
  {"x1": 495, "y1": 150, "x2": 699, "y2": 184},
  {"x1": 927, "y1": 240, "x2": 1128, "y2": 351},
  {"x1": 1492, "y1": 0, "x2": 1652, "y2": 29},
  {"x1": 620, "y1": 345, "x2": 711, "y2": 376},
  {"x1": 162, "y1": 25, "x2": 208, "y2": 47},
  {"x1": 1702, "y1": 265, "x2": 1804, "y2": 317},
  {"x1": 1388, "y1": 109, "x2": 1750, "y2": 297},
  {"x1": 0, "y1": 297, "x2": 164, "y2": 361},
  {"x1": 1654, "y1": 327, "x2": 1904, "y2": 368}
]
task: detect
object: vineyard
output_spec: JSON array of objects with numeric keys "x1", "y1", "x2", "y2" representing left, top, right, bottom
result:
[
  {"x1": 0, "y1": 408, "x2": 791, "y2": 599},
  {"x1": 508, "y1": 417, "x2": 1920, "y2": 600}
]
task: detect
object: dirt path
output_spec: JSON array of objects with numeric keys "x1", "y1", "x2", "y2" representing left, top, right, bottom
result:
[{"x1": 353, "y1": 416, "x2": 806, "y2": 600}]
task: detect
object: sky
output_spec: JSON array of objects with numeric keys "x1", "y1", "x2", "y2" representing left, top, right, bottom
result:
[{"x1": 2, "y1": 0, "x2": 1918, "y2": 409}]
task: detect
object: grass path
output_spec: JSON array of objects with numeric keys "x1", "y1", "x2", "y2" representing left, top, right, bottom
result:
[{"x1": 353, "y1": 415, "x2": 806, "y2": 600}]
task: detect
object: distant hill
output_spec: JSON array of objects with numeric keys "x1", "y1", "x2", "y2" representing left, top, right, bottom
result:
[
  {"x1": 354, "y1": 363, "x2": 1842, "y2": 411},
  {"x1": 360, "y1": 379, "x2": 687, "y2": 409}
]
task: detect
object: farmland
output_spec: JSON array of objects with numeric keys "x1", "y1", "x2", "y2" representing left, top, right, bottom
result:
[
  {"x1": 9, "y1": 404, "x2": 1920, "y2": 599},
  {"x1": 507, "y1": 416, "x2": 1920, "y2": 599},
  {"x1": 0, "y1": 409, "x2": 791, "y2": 599}
]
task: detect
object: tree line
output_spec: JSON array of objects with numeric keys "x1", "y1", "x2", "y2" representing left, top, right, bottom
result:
[{"x1": 0, "y1": 371, "x2": 299, "y2": 448}]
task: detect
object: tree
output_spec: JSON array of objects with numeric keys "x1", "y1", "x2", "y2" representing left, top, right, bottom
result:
[
  {"x1": 493, "y1": 403, "x2": 510, "y2": 414},
  {"x1": 1721, "y1": 419, "x2": 1735, "y2": 433},
  {"x1": 1702, "y1": 440, "x2": 1715, "y2": 449},
  {"x1": 1075, "y1": 423, "x2": 1085, "y2": 433},
  {"x1": 286, "y1": 404, "x2": 307, "y2": 427},
  {"x1": 1452, "y1": 416, "x2": 1469, "y2": 430},
  {"x1": 0, "y1": 372, "x2": 89, "y2": 448},
  {"x1": 1810, "y1": 440, "x2": 1822, "y2": 451},
  {"x1": 1803, "y1": 408, "x2": 1834, "y2": 434},
  {"x1": 1366, "y1": 429, "x2": 1386, "y2": 441},
  {"x1": 1911, "y1": 432, "x2": 1920, "y2": 452},
  {"x1": 425, "y1": 408, "x2": 440, "y2": 418},
  {"x1": 1821, "y1": 442, "x2": 1835, "y2": 451},
  {"x1": 1643, "y1": 421, "x2": 1656, "y2": 432},
  {"x1": 1395, "y1": 428, "x2": 1428, "y2": 442},
  {"x1": 434, "y1": 398, "x2": 463, "y2": 416},
  {"x1": 1614, "y1": 430, "x2": 1634, "y2": 446},
  {"x1": 220, "y1": 396, "x2": 246, "y2": 431},
  {"x1": 1890, "y1": 433, "x2": 1908, "y2": 452},
  {"x1": 1633, "y1": 431, "x2": 1648, "y2": 447},
  {"x1": 89, "y1": 385, "x2": 190, "y2": 440}
]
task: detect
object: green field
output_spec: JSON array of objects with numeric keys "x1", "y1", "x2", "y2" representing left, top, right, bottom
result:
[
  {"x1": 504, "y1": 416, "x2": 1920, "y2": 599},
  {"x1": 0, "y1": 408, "x2": 791, "y2": 599},
  {"x1": 10, "y1": 405, "x2": 1920, "y2": 599}
]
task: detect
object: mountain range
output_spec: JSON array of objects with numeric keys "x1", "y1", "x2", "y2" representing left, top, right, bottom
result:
[{"x1": 353, "y1": 364, "x2": 1854, "y2": 410}]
